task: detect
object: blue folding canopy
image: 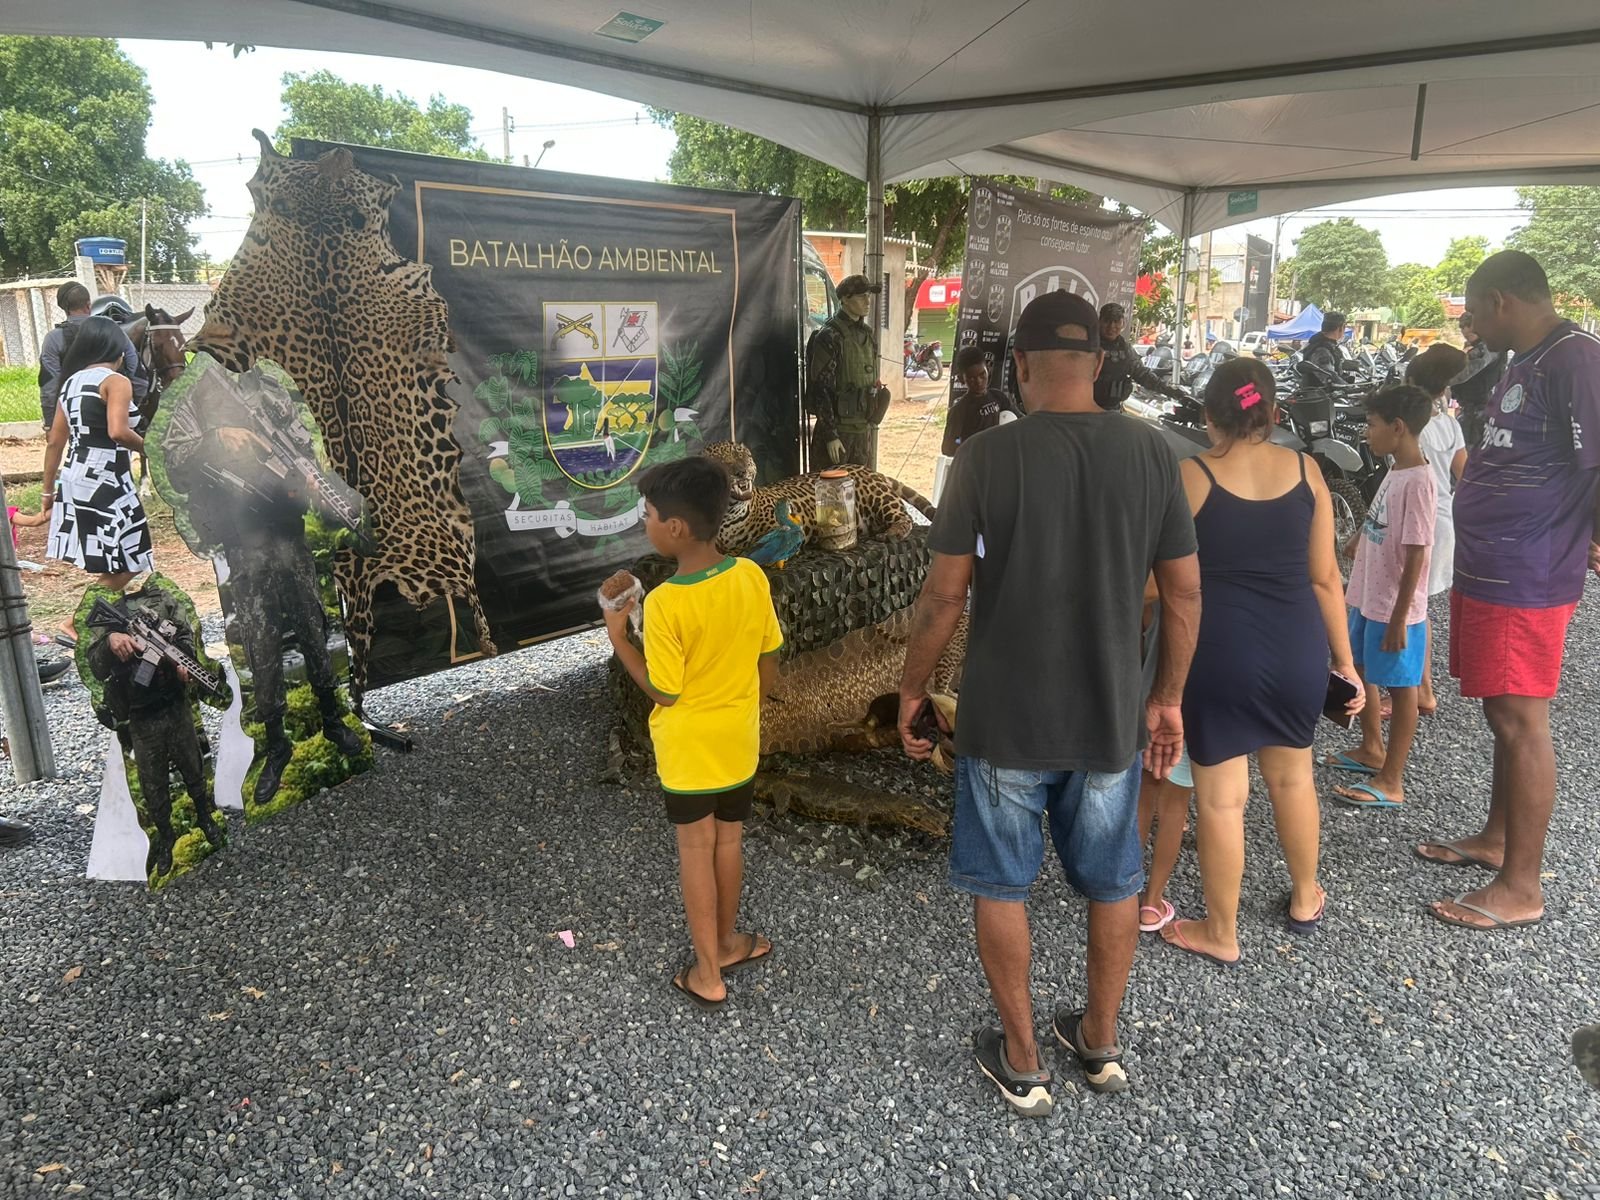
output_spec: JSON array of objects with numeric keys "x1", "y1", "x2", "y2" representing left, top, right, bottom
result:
[{"x1": 1266, "y1": 305, "x2": 1324, "y2": 340}]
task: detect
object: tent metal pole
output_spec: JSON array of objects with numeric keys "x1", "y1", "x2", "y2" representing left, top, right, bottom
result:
[
  {"x1": 1410, "y1": 84, "x2": 1429, "y2": 161},
  {"x1": 1170, "y1": 190, "x2": 1196, "y2": 390},
  {"x1": 0, "y1": 492, "x2": 55, "y2": 783},
  {"x1": 866, "y1": 109, "x2": 886, "y2": 461}
]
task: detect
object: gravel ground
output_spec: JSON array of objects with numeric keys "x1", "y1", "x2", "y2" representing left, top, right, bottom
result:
[{"x1": 2, "y1": 596, "x2": 1597, "y2": 1199}]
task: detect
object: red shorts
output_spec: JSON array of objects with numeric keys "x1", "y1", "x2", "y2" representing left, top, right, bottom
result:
[{"x1": 1449, "y1": 592, "x2": 1578, "y2": 699}]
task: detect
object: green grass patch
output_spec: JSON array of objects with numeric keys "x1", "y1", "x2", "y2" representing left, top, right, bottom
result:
[
  {"x1": 0, "y1": 366, "x2": 42, "y2": 424},
  {"x1": 8, "y1": 481, "x2": 42, "y2": 510}
]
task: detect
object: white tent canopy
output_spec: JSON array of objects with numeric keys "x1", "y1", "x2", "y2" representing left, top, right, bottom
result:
[
  {"x1": 13, "y1": 1, "x2": 1600, "y2": 354},
  {"x1": 11, "y1": 1, "x2": 1600, "y2": 234}
]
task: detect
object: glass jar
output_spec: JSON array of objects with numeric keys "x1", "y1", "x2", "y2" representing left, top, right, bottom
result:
[{"x1": 813, "y1": 469, "x2": 858, "y2": 551}]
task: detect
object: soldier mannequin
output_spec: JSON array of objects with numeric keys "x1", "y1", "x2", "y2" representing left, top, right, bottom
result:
[
  {"x1": 86, "y1": 585, "x2": 225, "y2": 878},
  {"x1": 163, "y1": 369, "x2": 366, "y2": 807},
  {"x1": 807, "y1": 274, "x2": 890, "y2": 468}
]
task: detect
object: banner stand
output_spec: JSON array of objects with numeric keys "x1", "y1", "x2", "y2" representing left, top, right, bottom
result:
[
  {"x1": 85, "y1": 732, "x2": 149, "y2": 883},
  {"x1": 212, "y1": 659, "x2": 252, "y2": 810}
]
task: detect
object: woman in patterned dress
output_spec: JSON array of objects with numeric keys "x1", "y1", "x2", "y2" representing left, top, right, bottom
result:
[{"x1": 41, "y1": 317, "x2": 155, "y2": 641}]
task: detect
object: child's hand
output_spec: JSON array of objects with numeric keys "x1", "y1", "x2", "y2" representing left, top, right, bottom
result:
[
  {"x1": 601, "y1": 598, "x2": 636, "y2": 640},
  {"x1": 1382, "y1": 620, "x2": 1407, "y2": 653}
]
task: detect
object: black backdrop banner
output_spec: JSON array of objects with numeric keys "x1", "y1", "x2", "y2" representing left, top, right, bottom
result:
[
  {"x1": 1244, "y1": 234, "x2": 1273, "y2": 334},
  {"x1": 291, "y1": 142, "x2": 801, "y2": 685},
  {"x1": 953, "y1": 181, "x2": 1143, "y2": 402}
]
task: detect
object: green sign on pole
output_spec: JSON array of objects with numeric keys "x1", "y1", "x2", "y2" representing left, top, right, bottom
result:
[{"x1": 1227, "y1": 190, "x2": 1259, "y2": 217}]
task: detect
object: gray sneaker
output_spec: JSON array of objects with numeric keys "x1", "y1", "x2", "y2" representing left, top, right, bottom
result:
[
  {"x1": 973, "y1": 1026, "x2": 1053, "y2": 1117},
  {"x1": 1053, "y1": 1007, "x2": 1129, "y2": 1094}
]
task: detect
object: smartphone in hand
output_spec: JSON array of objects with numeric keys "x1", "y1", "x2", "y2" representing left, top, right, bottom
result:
[{"x1": 1322, "y1": 671, "x2": 1361, "y2": 729}]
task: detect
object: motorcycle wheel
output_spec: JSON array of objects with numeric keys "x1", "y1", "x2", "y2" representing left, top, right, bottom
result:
[
  {"x1": 926, "y1": 358, "x2": 943, "y2": 381},
  {"x1": 1324, "y1": 472, "x2": 1368, "y2": 582}
]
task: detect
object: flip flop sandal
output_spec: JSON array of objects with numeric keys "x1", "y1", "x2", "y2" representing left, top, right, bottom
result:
[
  {"x1": 1322, "y1": 751, "x2": 1379, "y2": 776},
  {"x1": 1286, "y1": 890, "x2": 1327, "y2": 936},
  {"x1": 1430, "y1": 894, "x2": 1544, "y2": 932},
  {"x1": 1333, "y1": 781, "x2": 1402, "y2": 809},
  {"x1": 1138, "y1": 899, "x2": 1175, "y2": 933},
  {"x1": 722, "y1": 932, "x2": 773, "y2": 972},
  {"x1": 671, "y1": 962, "x2": 726, "y2": 1010},
  {"x1": 1413, "y1": 840, "x2": 1499, "y2": 871},
  {"x1": 52, "y1": 633, "x2": 78, "y2": 650},
  {"x1": 1161, "y1": 920, "x2": 1241, "y2": 969}
]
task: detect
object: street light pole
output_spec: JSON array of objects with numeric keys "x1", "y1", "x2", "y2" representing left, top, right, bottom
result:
[
  {"x1": 533, "y1": 139, "x2": 555, "y2": 169},
  {"x1": 139, "y1": 196, "x2": 148, "y2": 303}
]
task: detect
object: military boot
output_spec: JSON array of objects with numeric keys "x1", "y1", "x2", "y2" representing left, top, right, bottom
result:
[
  {"x1": 194, "y1": 795, "x2": 227, "y2": 849},
  {"x1": 254, "y1": 719, "x2": 294, "y2": 807},
  {"x1": 147, "y1": 833, "x2": 174, "y2": 880},
  {"x1": 317, "y1": 691, "x2": 366, "y2": 759}
]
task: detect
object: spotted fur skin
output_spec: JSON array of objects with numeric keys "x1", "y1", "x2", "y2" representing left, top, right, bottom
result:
[
  {"x1": 192, "y1": 132, "x2": 494, "y2": 697},
  {"x1": 701, "y1": 441, "x2": 935, "y2": 557}
]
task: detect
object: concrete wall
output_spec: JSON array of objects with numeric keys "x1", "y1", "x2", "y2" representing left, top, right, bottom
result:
[{"x1": 0, "y1": 257, "x2": 212, "y2": 367}]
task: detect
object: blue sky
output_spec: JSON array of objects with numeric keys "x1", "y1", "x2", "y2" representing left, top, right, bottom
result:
[{"x1": 124, "y1": 39, "x2": 1528, "y2": 268}]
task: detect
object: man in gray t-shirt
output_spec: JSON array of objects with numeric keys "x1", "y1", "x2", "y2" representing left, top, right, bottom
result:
[{"x1": 899, "y1": 289, "x2": 1200, "y2": 1115}]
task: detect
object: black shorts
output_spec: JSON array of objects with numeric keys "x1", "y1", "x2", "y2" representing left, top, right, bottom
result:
[{"x1": 663, "y1": 780, "x2": 755, "y2": 825}]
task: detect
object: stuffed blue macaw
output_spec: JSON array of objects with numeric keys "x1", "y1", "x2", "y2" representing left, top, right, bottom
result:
[{"x1": 746, "y1": 499, "x2": 807, "y2": 569}]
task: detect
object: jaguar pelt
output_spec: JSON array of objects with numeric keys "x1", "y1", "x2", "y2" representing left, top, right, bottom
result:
[
  {"x1": 701, "y1": 441, "x2": 935, "y2": 557},
  {"x1": 191, "y1": 130, "x2": 495, "y2": 697}
]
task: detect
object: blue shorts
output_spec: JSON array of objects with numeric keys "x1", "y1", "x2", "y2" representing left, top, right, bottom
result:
[
  {"x1": 1349, "y1": 609, "x2": 1427, "y2": 689},
  {"x1": 949, "y1": 756, "x2": 1143, "y2": 904}
]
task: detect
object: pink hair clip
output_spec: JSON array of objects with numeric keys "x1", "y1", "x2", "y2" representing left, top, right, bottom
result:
[{"x1": 1235, "y1": 382, "x2": 1262, "y2": 409}]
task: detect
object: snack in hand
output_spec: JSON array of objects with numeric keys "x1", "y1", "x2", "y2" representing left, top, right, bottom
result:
[{"x1": 599, "y1": 570, "x2": 638, "y2": 603}]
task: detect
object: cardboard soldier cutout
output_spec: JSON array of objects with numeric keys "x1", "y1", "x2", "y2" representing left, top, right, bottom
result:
[
  {"x1": 75, "y1": 576, "x2": 228, "y2": 886},
  {"x1": 149, "y1": 354, "x2": 373, "y2": 821}
]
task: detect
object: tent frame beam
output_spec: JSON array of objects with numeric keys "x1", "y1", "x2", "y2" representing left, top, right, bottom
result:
[
  {"x1": 290, "y1": 0, "x2": 869, "y2": 114},
  {"x1": 884, "y1": 25, "x2": 1600, "y2": 115}
]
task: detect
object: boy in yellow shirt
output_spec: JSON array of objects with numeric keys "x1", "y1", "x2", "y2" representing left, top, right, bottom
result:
[{"x1": 604, "y1": 458, "x2": 784, "y2": 1008}]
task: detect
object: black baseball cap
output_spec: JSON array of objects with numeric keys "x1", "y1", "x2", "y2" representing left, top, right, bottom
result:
[
  {"x1": 836, "y1": 273, "x2": 881, "y2": 298},
  {"x1": 1013, "y1": 290, "x2": 1100, "y2": 352}
]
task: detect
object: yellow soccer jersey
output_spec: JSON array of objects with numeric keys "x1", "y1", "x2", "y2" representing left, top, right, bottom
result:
[{"x1": 643, "y1": 557, "x2": 784, "y2": 794}]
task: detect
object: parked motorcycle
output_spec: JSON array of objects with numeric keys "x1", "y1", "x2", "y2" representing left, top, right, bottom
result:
[
  {"x1": 1279, "y1": 359, "x2": 1387, "y2": 554},
  {"x1": 1179, "y1": 339, "x2": 1238, "y2": 397},
  {"x1": 904, "y1": 335, "x2": 943, "y2": 380}
]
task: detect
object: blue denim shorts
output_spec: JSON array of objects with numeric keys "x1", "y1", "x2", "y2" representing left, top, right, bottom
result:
[{"x1": 949, "y1": 756, "x2": 1144, "y2": 903}]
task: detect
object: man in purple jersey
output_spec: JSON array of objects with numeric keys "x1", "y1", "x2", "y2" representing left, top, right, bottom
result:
[{"x1": 1418, "y1": 251, "x2": 1600, "y2": 931}]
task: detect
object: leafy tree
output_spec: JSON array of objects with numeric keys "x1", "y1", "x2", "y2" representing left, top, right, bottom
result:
[
  {"x1": 1272, "y1": 255, "x2": 1296, "y2": 302},
  {"x1": 1508, "y1": 186, "x2": 1600, "y2": 310},
  {"x1": 1290, "y1": 218, "x2": 1388, "y2": 311},
  {"x1": 1434, "y1": 235, "x2": 1490, "y2": 295},
  {"x1": 274, "y1": 70, "x2": 489, "y2": 160},
  {"x1": 1385, "y1": 261, "x2": 1445, "y2": 328},
  {"x1": 655, "y1": 111, "x2": 1187, "y2": 327},
  {"x1": 651, "y1": 112, "x2": 1108, "y2": 294},
  {"x1": 0, "y1": 37, "x2": 206, "y2": 279}
]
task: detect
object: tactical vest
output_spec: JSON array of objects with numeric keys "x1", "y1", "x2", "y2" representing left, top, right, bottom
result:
[{"x1": 826, "y1": 313, "x2": 878, "y2": 429}]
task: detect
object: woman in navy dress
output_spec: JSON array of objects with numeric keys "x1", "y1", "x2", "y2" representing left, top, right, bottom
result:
[{"x1": 1163, "y1": 358, "x2": 1362, "y2": 966}]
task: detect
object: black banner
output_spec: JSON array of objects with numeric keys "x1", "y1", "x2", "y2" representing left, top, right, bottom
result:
[
  {"x1": 1244, "y1": 234, "x2": 1273, "y2": 334},
  {"x1": 953, "y1": 182, "x2": 1143, "y2": 401},
  {"x1": 291, "y1": 143, "x2": 801, "y2": 687}
]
